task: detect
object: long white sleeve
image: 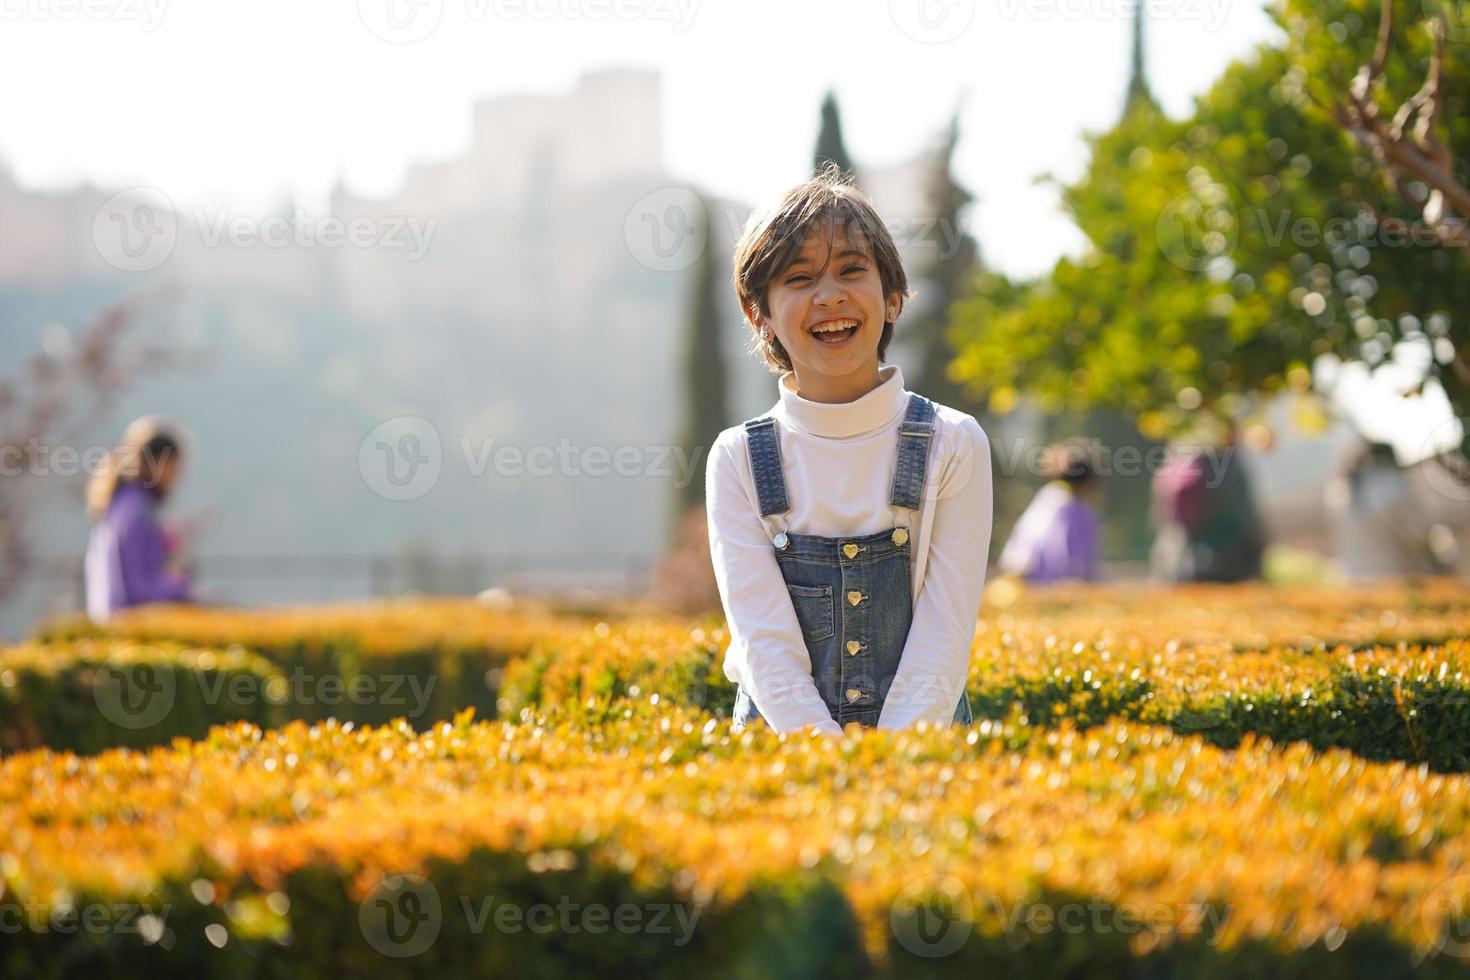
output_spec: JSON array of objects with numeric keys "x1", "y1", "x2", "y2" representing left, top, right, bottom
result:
[
  {"x1": 877, "y1": 418, "x2": 993, "y2": 730},
  {"x1": 705, "y1": 434, "x2": 845, "y2": 736}
]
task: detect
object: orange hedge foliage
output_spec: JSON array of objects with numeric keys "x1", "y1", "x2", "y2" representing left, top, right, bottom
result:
[
  {"x1": 2, "y1": 709, "x2": 1469, "y2": 976},
  {"x1": 32, "y1": 598, "x2": 593, "y2": 727}
]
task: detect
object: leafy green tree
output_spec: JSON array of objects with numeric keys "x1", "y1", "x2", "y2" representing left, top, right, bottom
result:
[
  {"x1": 1278, "y1": 0, "x2": 1470, "y2": 419},
  {"x1": 951, "y1": 19, "x2": 1470, "y2": 444}
]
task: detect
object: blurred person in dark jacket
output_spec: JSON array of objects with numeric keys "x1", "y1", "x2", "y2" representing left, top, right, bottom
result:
[{"x1": 1150, "y1": 421, "x2": 1265, "y2": 583}]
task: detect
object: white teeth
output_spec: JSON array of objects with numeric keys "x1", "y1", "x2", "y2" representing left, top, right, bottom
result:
[{"x1": 811, "y1": 319, "x2": 859, "y2": 333}]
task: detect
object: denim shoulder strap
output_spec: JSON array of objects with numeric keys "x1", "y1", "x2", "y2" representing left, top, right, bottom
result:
[
  {"x1": 742, "y1": 415, "x2": 790, "y2": 517},
  {"x1": 889, "y1": 393, "x2": 936, "y2": 511}
]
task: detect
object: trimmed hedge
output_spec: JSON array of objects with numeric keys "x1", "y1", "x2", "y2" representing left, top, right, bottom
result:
[
  {"x1": 0, "y1": 641, "x2": 285, "y2": 754},
  {"x1": 21, "y1": 584, "x2": 1470, "y2": 770},
  {"x1": 7, "y1": 612, "x2": 729, "y2": 756},
  {"x1": 32, "y1": 599, "x2": 594, "y2": 729},
  {"x1": 499, "y1": 616, "x2": 734, "y2": 721},
  {"x1": 966, "y1": 636, "x2": 1470, "y2": 771},
  {"x1": 2, "y1": 710, "x2": 1469, "y2": 977},
  {"x1": 503, "y1": 591, "x2": 1470, "y2": 771}
]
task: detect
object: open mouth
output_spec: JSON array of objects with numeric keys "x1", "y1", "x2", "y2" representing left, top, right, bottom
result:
[{"x1": 810, "y1": 318, "x2": 859, "y2": 346}]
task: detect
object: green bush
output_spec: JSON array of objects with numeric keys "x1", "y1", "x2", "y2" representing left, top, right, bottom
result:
[{"x1": 0, "y1": 641, "x2": 285, "y2": 754}]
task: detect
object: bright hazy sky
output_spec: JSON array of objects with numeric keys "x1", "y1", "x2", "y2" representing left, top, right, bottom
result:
[{"x1": 0, "y1": 0, "x2": 1281, "y2": 277}]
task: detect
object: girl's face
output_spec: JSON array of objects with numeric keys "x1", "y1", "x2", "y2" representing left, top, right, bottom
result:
[
  {"x1": 750, "y1": 219, "x2": 900, "y2": 403},
  {"x1": 145, "y1": 455, "x2": 181, "y2": 498}
]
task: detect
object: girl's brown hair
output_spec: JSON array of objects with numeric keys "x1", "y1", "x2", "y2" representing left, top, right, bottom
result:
[
  {"x1": 86, "y1": 416, "x2": 187, "y2": 522},
  {"x1": 732, "y1": 163, "x2": 910, "y2": 374}
]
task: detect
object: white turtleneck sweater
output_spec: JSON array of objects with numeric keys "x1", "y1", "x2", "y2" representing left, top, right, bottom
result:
[{"x1": 705, "y1": 363, "x2": 994, "y2": 735}]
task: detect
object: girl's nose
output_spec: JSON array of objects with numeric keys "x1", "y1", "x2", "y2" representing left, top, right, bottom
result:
[{"x1": 813, "y1": 275, "x2": 847, "y2": 306}]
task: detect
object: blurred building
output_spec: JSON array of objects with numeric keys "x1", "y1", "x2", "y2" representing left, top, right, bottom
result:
[{"x1": 0, "y1": 68, "x2": 768, "y2": 638}]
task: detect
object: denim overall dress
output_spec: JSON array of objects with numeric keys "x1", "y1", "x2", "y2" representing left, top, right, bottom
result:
[{"x1": 731, "y1": 392, "x2": 974, "y2": 730}]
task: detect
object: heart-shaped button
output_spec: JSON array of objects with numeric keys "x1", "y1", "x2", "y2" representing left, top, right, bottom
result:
[
  {"x1": 846, "y1": 688, "x2": 863, "y2": 702},
  {"x1": 846, "y1": 640, "x2": 862, "y2": 656},
  {"x1": 846, "y1": 591, "x2": 863, "y2": 606},
  {"x1": 842, "y1": 543, "x2": 859, "y2": 559}
]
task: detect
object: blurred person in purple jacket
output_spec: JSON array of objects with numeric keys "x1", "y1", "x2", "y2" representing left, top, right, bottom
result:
[
  {"x1": 84, "y1": 416, "x2": 194, "y2": 621},
  {"x1": 998, "y1": 439, "x2": 1102, "y2": 584}
]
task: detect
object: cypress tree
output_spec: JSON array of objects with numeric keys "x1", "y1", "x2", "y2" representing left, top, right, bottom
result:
[
  {"x1": 1123, "y1": 2, "x2": 1157, "y2": 118},
  {"x1": 675, "y1": 193, "x2": 729, "y2": 512},
  {"x1": 910, "y1": 105, "x2": 980, "y2": 412},
  {"x1": 812, "y1": 90, "x2": 856, "y2": 179}
]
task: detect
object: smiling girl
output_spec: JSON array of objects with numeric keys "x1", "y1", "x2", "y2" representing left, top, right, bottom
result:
[{"x1": 705, "y1": 166, "x2": 994, "y2": 736}]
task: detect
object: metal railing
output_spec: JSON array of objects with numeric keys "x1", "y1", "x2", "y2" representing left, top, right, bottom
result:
[{"x1": 15, "y1": 553, "x2": 657, "y2": 611}]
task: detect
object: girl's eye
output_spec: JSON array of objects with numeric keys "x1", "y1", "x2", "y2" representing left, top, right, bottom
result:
[{"x1": 786, "y1": 266, "x2": 863, "y2": 284}]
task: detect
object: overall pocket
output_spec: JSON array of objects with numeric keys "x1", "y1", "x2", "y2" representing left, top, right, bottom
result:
[{"x1": 785, "y1": 583, "x2": 835, "y2": 643}]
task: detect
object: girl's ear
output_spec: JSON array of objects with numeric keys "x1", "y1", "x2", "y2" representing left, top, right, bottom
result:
[
  {"x1": 741, "y1": 298, "x2": 764, "y2": 330},
  {"x1": 886, "y1": 289, "x2": 903, "y2": 321}
]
